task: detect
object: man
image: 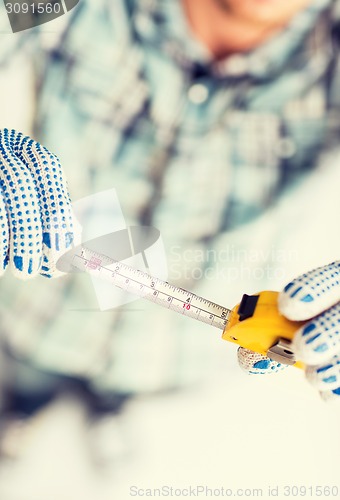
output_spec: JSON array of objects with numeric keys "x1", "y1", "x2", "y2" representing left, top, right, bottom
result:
[{"x1": 0, "y1": 0, "x2": 339, "y2": 460}]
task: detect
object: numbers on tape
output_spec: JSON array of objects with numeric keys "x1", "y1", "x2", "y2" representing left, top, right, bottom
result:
[{"x1": 71, "y1": 247, "x2": 231, "y2": 330}]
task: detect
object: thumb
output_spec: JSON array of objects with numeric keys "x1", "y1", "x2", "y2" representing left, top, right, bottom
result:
[
  {"x1": 278, "y1": 261, "x2": 340, "y2": 321},
  {"x1": 237, "y1": 347, "x2": 288, "y2": 375}
]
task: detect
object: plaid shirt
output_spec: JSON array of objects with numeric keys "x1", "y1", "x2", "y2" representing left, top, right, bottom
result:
[{"x1": 0, "y1": 0, "x2": 339, "y2": 392}]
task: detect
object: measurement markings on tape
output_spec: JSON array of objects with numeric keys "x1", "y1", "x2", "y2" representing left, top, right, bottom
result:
[{"x1": 71, "y1": 248, "x2": 231, "y2": 330}]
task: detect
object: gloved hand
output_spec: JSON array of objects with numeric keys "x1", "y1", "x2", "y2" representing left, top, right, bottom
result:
[
  {"x1": 0, "y1": 128, "x2": 77, "y2": 279},
  {"x1": 238, "y1": 261, "x2": 340, "y2": 401}
]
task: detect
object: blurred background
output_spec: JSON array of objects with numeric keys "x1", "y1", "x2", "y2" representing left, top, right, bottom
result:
[{"x1": 0, "y1": 1, "x2": 340, "y2": 499}]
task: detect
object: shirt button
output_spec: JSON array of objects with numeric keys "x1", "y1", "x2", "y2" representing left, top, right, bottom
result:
[{"x1": 188, "y1": 83, "x2": 209, "y2": 104}]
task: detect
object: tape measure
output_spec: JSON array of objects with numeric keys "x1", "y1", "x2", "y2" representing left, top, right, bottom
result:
[{"x1": 58, "y1": 243, "x2": 306, "y2": 369}]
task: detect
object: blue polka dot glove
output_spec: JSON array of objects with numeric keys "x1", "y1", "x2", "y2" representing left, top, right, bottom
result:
[
  {"x1": 0, "y1": 129, "x2": 76, "y2": 279},
  {"x1": 238, "y1": 262, "x2": 340, "y2": 401}
]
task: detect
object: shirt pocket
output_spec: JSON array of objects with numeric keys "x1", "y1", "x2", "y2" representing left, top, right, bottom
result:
[{"x1": 66, "y1": 44, "x2": 149, "y2": 129}]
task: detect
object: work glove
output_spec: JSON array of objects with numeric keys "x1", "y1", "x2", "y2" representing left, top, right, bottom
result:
[
  {"x1": 0, "y1": 128, "x2": 76, "y2": 278},
  {"x1": 238, "y1": 261, "x2": 340, "y2": 401}
]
